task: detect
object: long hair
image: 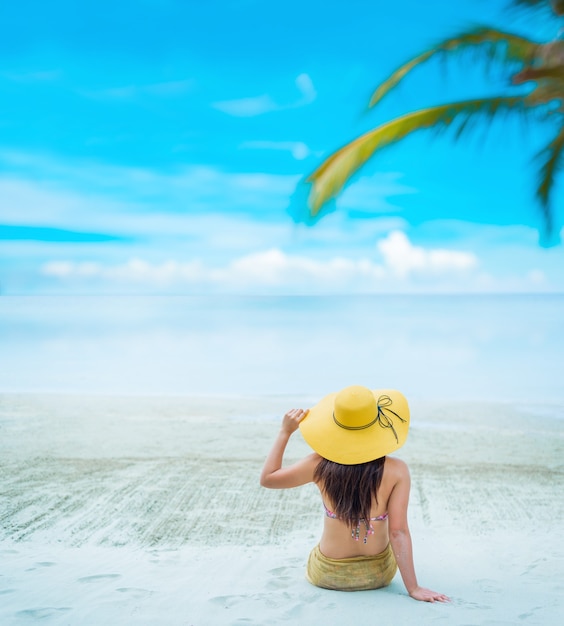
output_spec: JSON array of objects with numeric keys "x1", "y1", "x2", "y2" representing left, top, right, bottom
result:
[{"x1": 313, "y1": 456, "x2": 386, "y2": 529}]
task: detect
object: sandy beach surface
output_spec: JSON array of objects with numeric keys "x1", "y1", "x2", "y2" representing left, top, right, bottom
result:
[{"x1": 1, "y1": 393, "x2": 563, "y2": 625}]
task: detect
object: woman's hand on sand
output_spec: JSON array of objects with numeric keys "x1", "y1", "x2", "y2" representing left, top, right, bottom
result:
[
  {"x1": 409, "y1": 586, "x2": 450, "y2": 603},
  {"x1": 281, "y1": 408, "x2": 309, "y2": 435}
]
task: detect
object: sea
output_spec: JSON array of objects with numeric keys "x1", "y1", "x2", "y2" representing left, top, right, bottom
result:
[{"x1": 1, "y1": 294, "x2": 563, "y2": 406}]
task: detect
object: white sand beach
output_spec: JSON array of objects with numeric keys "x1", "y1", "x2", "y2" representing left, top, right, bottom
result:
[{"x1": 1, "y1": 393, "x2": 563, "y2": 625}]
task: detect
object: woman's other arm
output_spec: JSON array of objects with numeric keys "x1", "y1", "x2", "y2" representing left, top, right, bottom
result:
[
  {"x1": 260, "y1": 408, "x2": 319, "y2": 489},
  {"x1": 387, "y1": 459, "x2": 450, "y2": 603}
]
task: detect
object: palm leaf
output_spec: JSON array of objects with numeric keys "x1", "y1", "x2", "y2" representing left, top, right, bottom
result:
[
  {"x1": 511, "y1": 0, "x2": 547, "y2": 7},
  {"x1": 307, "y1": 96, "x2": 534, "y2": 216},
  {"x1": 509, "y1": 0, "x2": 564, "y2": 17},
  {"x1": 515, "y1": 65, "x2": 564, "y2": 82},
  {"x1": 510, "y1": 0, "x2": 552, "y2": 11},
  {"x1": 370, "y1": 28, "x2": 539, "y2": 108},
  {"x1": 528, "y1": 81, "x2": 564, "y2": 106},
  {"x1": 536, "y1": 126, "x2": 564, "y2": 233},
  {"x1": 369, "y1": 48, "x2": 435, "y2": 107}
]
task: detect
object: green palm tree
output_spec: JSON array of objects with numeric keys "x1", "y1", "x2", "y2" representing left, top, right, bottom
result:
[{"x1": 305, "y1": 0, "x2": 564, "y2": 238}]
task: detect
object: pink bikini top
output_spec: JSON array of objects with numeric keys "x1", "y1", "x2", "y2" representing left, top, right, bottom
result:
[{"x1": 323, "y1": 501, "x2": 388, "y2": 544}]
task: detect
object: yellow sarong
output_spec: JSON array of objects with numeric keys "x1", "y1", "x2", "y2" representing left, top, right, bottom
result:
[{"x1": 305, "y1": 543, "x2": 397, "y2": 591}]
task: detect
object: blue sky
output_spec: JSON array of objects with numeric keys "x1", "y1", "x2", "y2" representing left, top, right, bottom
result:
[{"x1": 1, "y1": 0, "x2": 564, "y2": 294}]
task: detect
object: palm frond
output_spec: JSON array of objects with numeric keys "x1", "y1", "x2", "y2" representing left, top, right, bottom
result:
[
  {"x1": 510, "y1": 0, "x2": 564, "y2": 17},
  {"x1": 511, "y1": 0, "x2": 547, "y2": 8},
  {"x1": 370, "y1": 27, "x2": 539, "y2": 108},
  {"x1": 369, "y1": 49, "x2": 435, "y2": 107},
  {"x1": 536, "y1": 126, "x2": 564, "y2": 233},
  {"x1": 528, "y1": 81, "x2": 564, "y2": 106},
  {"x1": 307, "y1": 96, "x2": 534, "y2": 216},
  {"x1": 513, "y1": 65, "x2": 564, "y2": 84}
]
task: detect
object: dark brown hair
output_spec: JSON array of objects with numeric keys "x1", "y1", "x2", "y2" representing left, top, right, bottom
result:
[{"x1": 313, "y1": 456, "x2": 386, "y2": 528}]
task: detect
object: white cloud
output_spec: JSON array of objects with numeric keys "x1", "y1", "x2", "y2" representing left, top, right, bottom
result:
[
  {"x1": 33, "y1": 230, "x2": 563, "y2": 294},
  {"x1": 526, "y1": 269, "x2": 547, "y2": 285},
  {"x1": 0, "y1": 176, "x2": 135, "y2": 227},
  {"x1": 40, "y1": 250, "x2": 385, "y2": 292},
  {"x1": 220, "y1": 249, "x2": 384, "y2": 287},
  {"x1": 37, "y1": 231, "x2": 480, "y2": 293},
  {"x1": 43, "y1": 261, "x2": 101, "y2": 278},
  {"x1": 3, "y1": 150, "x2": 563, "y2": 295},
  {"x1": 79, "y1": 79, "x2": 195, "y2": 100},
  {"x1": 42, "y1": 258, "x2": 205, "y2": 285},
  {"x1": 0, "y1": 154, "x2": 300, "y2": 236},
  {"x1": 240, "y1": 140, "x2": 312, "y2": 160},
  {"x1": 295, "y1": 73, "x2": 317, "y2": 104},
  {"x1": 378, "y1": 230, "x2": 478, "y2": 277},
  {"x1": 212, "y1": 73, "x2": 317, "y2": 117},
  {"x1": 212, "y1": 94, "x2": 278, "y2": 117}
]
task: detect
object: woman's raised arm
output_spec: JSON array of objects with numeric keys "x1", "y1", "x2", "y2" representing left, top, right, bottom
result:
[{"x1": 260, "y1": 409, "x2": 319, "y2": 489}]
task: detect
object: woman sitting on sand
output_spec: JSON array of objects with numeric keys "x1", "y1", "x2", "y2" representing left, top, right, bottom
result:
[{"x1": 260, "y1": 385, "x2": 449, "y2": 603}]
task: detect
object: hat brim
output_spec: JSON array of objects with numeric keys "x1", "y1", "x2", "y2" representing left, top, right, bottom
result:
[{"x1": 299, "y1": 389, "x2": 410, "y2": 465}]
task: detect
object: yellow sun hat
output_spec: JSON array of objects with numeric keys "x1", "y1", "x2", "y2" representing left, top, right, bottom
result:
[{"x1": 299, "y1": 385, "x2": 410, "y2": 465}]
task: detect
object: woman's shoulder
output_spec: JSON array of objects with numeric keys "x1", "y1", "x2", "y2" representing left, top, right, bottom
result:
[
  {"x1": 308, "y1": 452, "x2": 324, "y2": 465},
  {"x1": 302, "y1": 452, "x2": 324, "y2": 472},
  {"x1": 384, "y1": 456, "x2": 410, "y2": 479}
]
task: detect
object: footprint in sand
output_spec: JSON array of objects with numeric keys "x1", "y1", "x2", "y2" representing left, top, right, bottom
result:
[
  {"x1": 78, "y1": 574, "x2": 121, "y2": 584},
  {"x1": 521, "y1": 558, "x2": 547, "y2": 575},
  {"x1": 475, "y1": 577, "x2": 502, "y2": 594},
  {"x1": 16, "y1": 607, "x2": 71, "y2": 619},
  {"x1": 518, "y1": 606, "x2": 543, "y2": 620},
  {"x1": 281, "y1": 602, "x2": 305, "y2": 619},
  {"x1": 268, "y1": 566, "x2": 295, "y2": 576},
  {"x1": 209, "y1": 595, "x2": 242, "y2": 609},
  {"x1": 0, "y1": 549, "x2": 18, "y2": 556},
  {"x1": 266, "y1": 566, "x2": 297, "y2": 590},
  {"x1": 456, "y1": 598, "x2": 491, "y2": 610},
  {"x1": 116, "y1": 587, "x2": 154, "y2": 599},
  {"x1": 25, "y1": 562, "x2": 57, "y2": 572}
]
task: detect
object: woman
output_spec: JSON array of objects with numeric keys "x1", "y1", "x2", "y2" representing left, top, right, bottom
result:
[{"x1": 260, "y1": 385, "x2": 449, "y2": 602}]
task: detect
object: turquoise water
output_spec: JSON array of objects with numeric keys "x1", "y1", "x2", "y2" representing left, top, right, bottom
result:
[{"x1": 1, "y1": 294, "x2": 563, "y2": 402}]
